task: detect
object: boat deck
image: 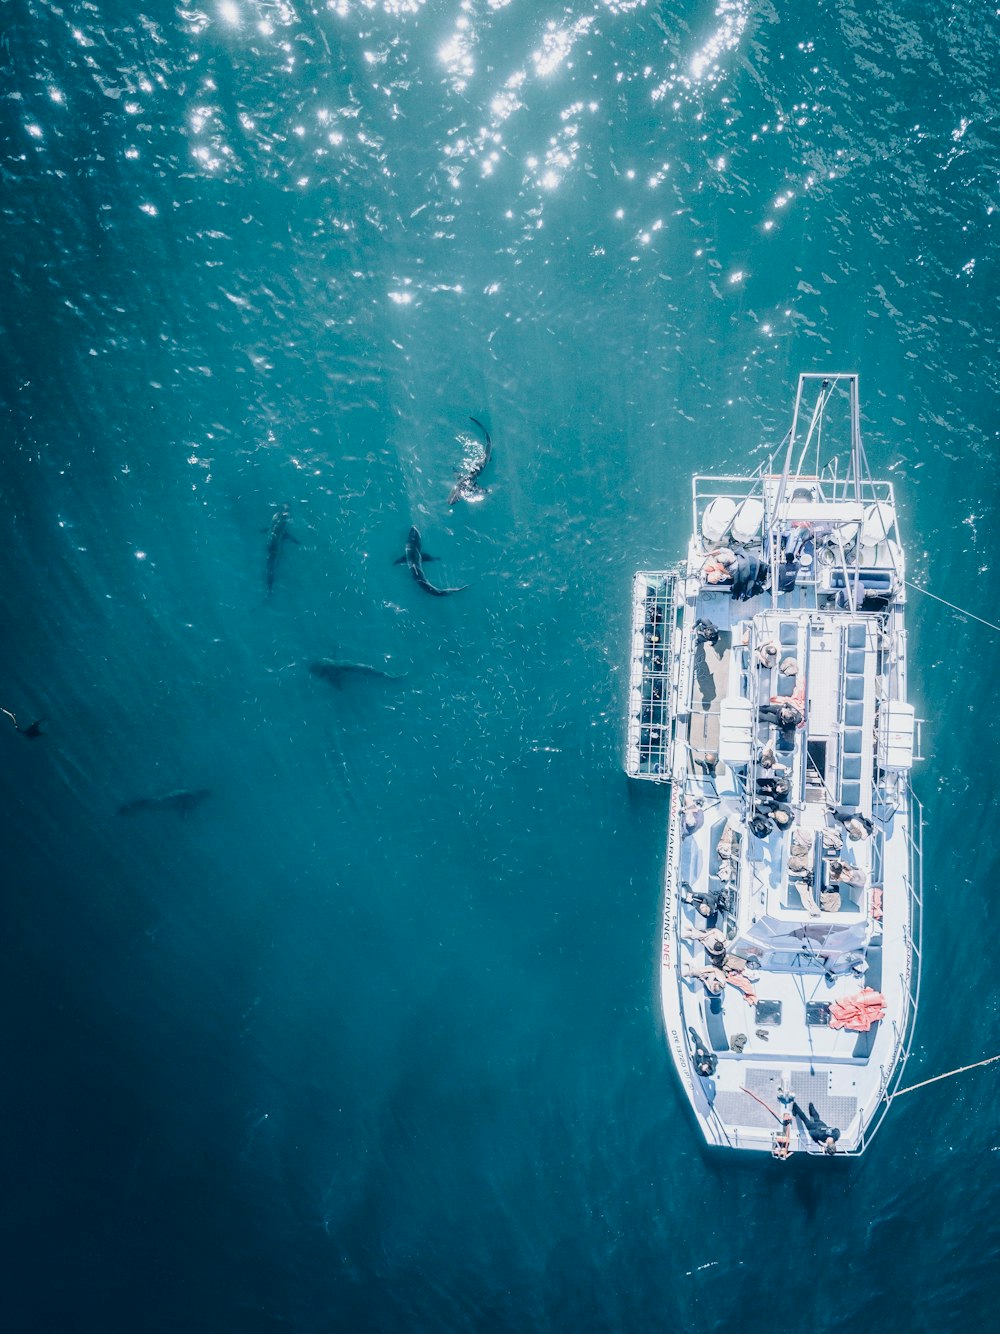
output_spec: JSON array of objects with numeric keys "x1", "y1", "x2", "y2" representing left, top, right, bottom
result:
[{"x1": 627, "y1": 376, "x2": 921, "y2": 1155}]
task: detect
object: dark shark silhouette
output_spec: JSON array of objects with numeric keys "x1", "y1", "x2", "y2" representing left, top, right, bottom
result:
[
  {"x1": 118, "y1": 788, "x2": 211, "y2": 817},
  {"x1": 448, "y1": 417, "x2": 493, "y2": 505},
  {"x1": 394, "y1": 526, "x2": 468, "y2": 596},
  {"x1": 262, "y1": 505, "x2": 299, "y2": 599},
  {"x1": 1, "y1": 707, "x2": 45, "y2": 739},
  {"x1": 309, "y1": 659, "x2": 406, "y2": 687}
]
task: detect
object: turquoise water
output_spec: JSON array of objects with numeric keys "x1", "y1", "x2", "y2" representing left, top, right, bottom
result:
[{"x1": 2, "y1": 1, "x2": 999, "y2": 1329}]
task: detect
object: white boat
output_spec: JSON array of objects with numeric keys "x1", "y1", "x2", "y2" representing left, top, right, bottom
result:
[{"x1": 625, "y1": 374, "x2": 923, "y2": 1157}]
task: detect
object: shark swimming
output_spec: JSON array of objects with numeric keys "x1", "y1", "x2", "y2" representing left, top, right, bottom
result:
[
  {"x1": 308, "y1": 659, "x2": 407, "y2": 687},
  {"x1": 262, "y1": 504, "x2": 299, "y2": 599},
  {"x1": 394, "y1": 526, "x2": 468, "y2": 597},
  {"x1": 117, "y1": 788, "x2": 212, "y2": 817},
  {"x1": 448, "y1": 417, "x2": 493, "y2": 505}
]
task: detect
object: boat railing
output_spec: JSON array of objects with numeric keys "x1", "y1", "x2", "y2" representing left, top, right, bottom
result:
[{"x1": 850, "y1": 780, "x2": 923, "y2": 1155}]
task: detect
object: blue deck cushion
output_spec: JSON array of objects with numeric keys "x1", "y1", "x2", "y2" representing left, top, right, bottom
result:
[
  {"x1": 844, "y1": 701, "x2": 864, "y2": 727},
  {"x1": 846, "y1": 675, "x2": 865, "y2": 701},
  {"x1": 847, "y1": 624, "x2": 867, "y2": 649},
  {"x1": 843, "y1": 729, "x2": 863, "y2": 755},
  {"x1": 846, "y1": 649, "x2": 866, "y2": 675},
  {"x1": 842, "y1": 755, "x2": 863, "y2": 781},
  {"x1": 780, "y1": 622, "x2": 798, "y2": 646},
  {"x1": 841, "y1": 780, "x2": 861, "y2": 807},
  {"x1": 833, "y1": 571, "x2": 893, "y2": 592}
]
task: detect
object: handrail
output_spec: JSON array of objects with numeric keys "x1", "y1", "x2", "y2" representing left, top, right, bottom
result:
[{"x1": 852, "y1": 779, "x2": 923, "y2": 1153}]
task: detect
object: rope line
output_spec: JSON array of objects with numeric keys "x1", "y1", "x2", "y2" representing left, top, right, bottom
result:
[
  {"x1": 891, "y1": 1052, "x2": 1000, "y2": 1100},
  {"x1": 741, "y1": 1085, "x2": 782, "y2": 1123},
  {"x1": 905, "y1": 581, "x2": 1000, "y2": 634}
]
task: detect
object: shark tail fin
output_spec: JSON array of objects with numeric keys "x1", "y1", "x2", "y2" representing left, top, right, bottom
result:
[{"x1": 469, "y1": 416, "x2": 492, "y2": 451}]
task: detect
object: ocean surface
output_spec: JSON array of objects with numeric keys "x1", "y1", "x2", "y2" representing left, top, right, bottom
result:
[{"x1": 2, "y1": 1, "x2": 999, "y2": 1330}]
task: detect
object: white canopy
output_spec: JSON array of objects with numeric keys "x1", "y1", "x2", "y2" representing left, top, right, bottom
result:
[{"x1": 738, "y1": 916, "x2": 869, "y2": 958}]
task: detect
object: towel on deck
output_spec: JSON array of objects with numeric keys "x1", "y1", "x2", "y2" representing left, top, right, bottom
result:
[
  {"x1": 829, "y1": 987, "x2": 886, "y2": 1032},
  {"x1": 726, "y1": 972, "x2": 759, "y2": 1005}
]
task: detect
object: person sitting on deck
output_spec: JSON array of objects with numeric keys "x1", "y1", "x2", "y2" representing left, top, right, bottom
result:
[
  {"x1": 757, "y1": 700, "x2": 803, "y2": 732},
  {"x1": 756, "y1": 774, "x2": 791, "y2": 799},
  {"x1": 731, "y1": 550, "x2": 768, "y2": 600},
  {"x1": 749, "y1": 813, "x2": 774, "y2": 839},
  {"x1": 693, "y1": 618, "x2": 720, "y2": 645},
  {"x1": 792, "y1": 1101, "x2": 841, "y2": 1154},
  {"x1": 687, "y1": 1026, "x2": 718, "y2": 1077},
  {"x1": 756, "y1": 794, "x2": 794, "y2": 823},
  {"x1": 826, "y1": 858, "x2": 866, "y2": 889},
  {"x1": 682, "y1": 925, "x2": 728, "y2": 967},
  {"x1": 683, "y1": 963, "x2": 726, "y2": 995},
  {"x1": 820, "y1": 884, "x2": 842, "y2": 914},
  {"x1": 682, "y1": 795, "x2": 705, "y2": 835},
  {"x1": 752, "y1": 805, "x2": 773, "y2": 837},
  {"x1": 715, "y1": 819, "x2": 738, "y2": 861},
  {"x1": 829, "y1": 807, "x2": 875, "y2": 841},
  {"x1": 681, "y1": 882, "x2": 729, "y2": 919},
  {"x1": 756, "y1": 640, "x2": 779, "y2": 669},
  {"x1": 788, "y1": 828, "x2": 811, "y2": 871},
  {"x1": 794, "y1": 870, "x2": 823, "y2": 918},
  {"x1": 822, "y1": 826, "x2": 845, "y2": 854},
  {"x1": 703, "y1": 549, "x2": 736, "y2": 584}
]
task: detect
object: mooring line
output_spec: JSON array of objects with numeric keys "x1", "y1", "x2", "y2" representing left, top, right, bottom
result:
[
  {"x1": 892, "y1": 1053, "x2": 1000, "y2": 1100},
  {"x1": 905, "y1": 580, "x2": 1000, "y2": 634}
]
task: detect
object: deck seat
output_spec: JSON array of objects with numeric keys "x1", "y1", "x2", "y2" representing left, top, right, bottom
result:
[
  {"x1": 847, "y1": 624, "x2": 867, "y2": 649},
  {"x1": 852, "y1": 1023, "x2": 879, "y2": 1058},
  {"x1": 844, "y1": 700, "x2": 864, "y2": 727},
  {"x1": 705, "y1": 996, "x2": 729, "y2": 1051},
  {"x1": 779, "y1": 622, "x2": 798, "y2": 646},
  {"x1": 845, "y1": 676, "x2": 865, "y2": 701}
]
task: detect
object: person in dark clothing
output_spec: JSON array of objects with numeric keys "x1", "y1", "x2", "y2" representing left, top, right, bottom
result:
[
  {"x1": 688, "y1": 1026, "x2": 718, "y2": 1078},
  {"x1": 749, "y1": 813, "x2": 774, "y2": 839},
  {"x1": 756, "y1": 774, "x2": 791, "y2": 799},
  {"x1": 758, "y1": 701, "x2": 803, "y2": 730},
  {"x1": 829, "y1": 807, "x2": 875, "y2": 841},
  {"x1": 692, "y1": 750, "x2": 719, "y2": 778},
  {"x1": 682, "y1": 882, "x2": 729, "y2": 919},
  {"x1": 693, "y1": 618, "x2": 720, "y2": 645},
  {"x1": 756, "y1": 796, "x2": 794, "y2": 831},
  {"x1": 792, "y1": 1101, "x2": 841, "y2": 1154},
  {"x1": 778, "y1": 552, "x2": 801, "y2": 593},
  {"x1": 730, "y1": 550, "x2": 768, "y2": 601}
]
